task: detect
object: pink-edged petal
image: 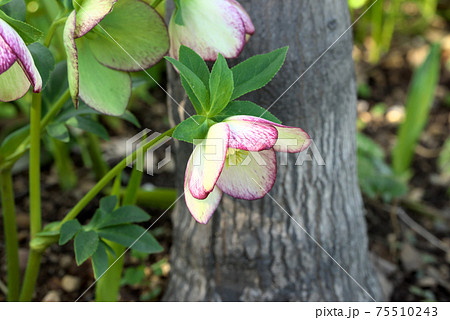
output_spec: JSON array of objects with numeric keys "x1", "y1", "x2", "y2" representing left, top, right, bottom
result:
[
  {"x1": 226, "y1": 0, "x2": 255, "y2": 35},
  {"x1": 189, "y1": 122, "x2": 230, "y2": 200},
  {"x1": 0, "y1": 18, "x2": 42, "y2": 93},
  {"x1": 273, "y1": 126, "x2": 311, "y2": 153},
  {"x1": 0, "y1": 33, "x2": 16, "y2": 74},
  {"x1": 225, "y1": 119, "x2": 278, "y2": 151},
  {"x1": 73, "y1": 0, "x2": 117, "y2": 38},
  {"x1": 169, "y1": 0, "x2": 249, "y2": 60},
  {"x1": 63, "y1": 11, "x2": 79, "y2": 108},
  {"x1": 184, "y1": 151, "x2": 223, "y2": 224},
  {"x1": 216, "y1": 148, "x2": 277, "y2": 200},
  {"x1": 0, "y1": 61, "x2": 30, "y2": 102},
  {"x1": 224, "y1": 115, "x2": 311, "y2": 153}
]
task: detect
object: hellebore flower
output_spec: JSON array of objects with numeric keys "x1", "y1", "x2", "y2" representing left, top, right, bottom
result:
[
  {"x1": 184, "y1": 116, "x2": 311, "y2": 224},
  {"x1": 64, "y1": 0, "x2": 169, "y2": 115},
  {"x1": 0, "y1": 18, "x2": 42, "y2": 102},
  {"x1": 169, "y1": 0, "x2": 255, "y2": 60}
]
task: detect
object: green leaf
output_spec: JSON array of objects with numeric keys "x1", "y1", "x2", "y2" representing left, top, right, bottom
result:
[
  {"x1": 1, "y1": 0, "x2": 25, "y2": 21},
  {"x1": 231, "y1": 46, "x2": 288, "y2": 100},
  {"x1": 89, "y1": 0, "x2": 169, "y2": 71},
  {"x1": 172, "y1": 115, "x2": 209, "y2": 143},
  {"x1": 0, "y1": 10, "x2": 43, "y2": 45},
  {"x1": 165, "y1": 56, "x2": 209, "y2": 114},
  {"x1": 173, "y1": 0, "x2": 184, "y2": 25},
  {"x1": 392, "y1": 44, "x2": 441, "y2": 177},
  {"x1": 47, "y1": 122, "x2": 70, "y2": 142},
  {"x1": 0, "y1": 1, "x2": 12, "y2": 7},
  {"x1": 43, "y1": 61, "x2": 69, "y2": 105},
  {"x1": 120, "y1": 266, "x2": 145, "y2": 286},
  {"x1": 179, "y1": 46, "x2": 210, "y2": 88},
  {"x1": 76, "y1": 38, "x2": 131, "y2": 116},
  {"x1": 74, "y1": 230, "x2": 99, "y2": 265},
  {"x1": 209, "y1": 54, "x2": 233, "y2": 115},
  {"x1": 100, "y1": 195, "x2": 118, "y2": 213},
  {"x1": 96, "y1": 205, "x2": 151, "y2": 229},
  {"x1": 181, "y1": 77, "x2": 203, "y2": 113},
  {"x1": 214, "y1": 101, "x2": 281, "y2": 124},
  {"x1": 91, "y1": 241, "x2": 109, "y2": 279},
  {"x1": 28, "y1": 43, "x2": 55, "y2": 90},
  {"x1": 120, "y1": 110, "x2": 140, "y2": 128},
  {"x1": 66, "y1": 116, "x2": 110, "y2": 140},
  {"x1": 0, "y1": 124, "x2": 28, "y2": 159},
  {"x1": 59, "y1": 219, "x2": 82, "y2": 245},
  {"x1": 98, "y1": 224, "x2": 163, "y2": 253}
]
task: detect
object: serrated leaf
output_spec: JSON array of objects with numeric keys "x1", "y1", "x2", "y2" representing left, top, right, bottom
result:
[
  {"x1": 172, "y1": 115, "x2": 208, "y2": 143},
  {"x1": 66, "y1": 116, "x2": 110, "y2": 140},
  {"x1": 98, "y1": 224, "x2": 163, "y2": 253},
  {"x1": 91, "y1": 241, "x2": 109, "y2": 279},
  {"x1": 209, "y1": 54, "x2": 233, "y2": 115},
  {"x1": 100, "y1": 195, "x2": 118, "y2": 213},
  {"x1": 96, "y1": 205, "x2": 150, "y2": 228},
  {"x1": 165, "y1": 56, "x2": 209, "y2": 114},
  {"x1": 179, "y1": 46, "x2": 210, "y2": 88},
  {"x1": 214, "y1": 101, "x2": 281, "y2": 124},
  {"x1": 0, "y1": 10, "x2": 43, "y2": 45},
  {"x1": 59, "y1": 219, "x2": 82, "y2": 245},
  {"x1": 231, "y1": 47, "x2": 288, "y2": 100},
  {"x1": 28, "y1": 43, "x2": 55, "y2": 90},
  {"x1": 47, "y1": 122, "x2": 70, "y2": 142},
  {"x1": 74, "y1": 230, "x2": 99, "y2": 265}
]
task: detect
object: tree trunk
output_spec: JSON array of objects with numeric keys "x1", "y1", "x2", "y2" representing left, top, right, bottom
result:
[{"x1": 164, "y1": 0, "x2": 383, "y2": 301}]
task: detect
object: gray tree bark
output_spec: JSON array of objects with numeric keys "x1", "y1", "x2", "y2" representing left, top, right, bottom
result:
[{"x1": 164, "y1": 0, "x2": 383, "y2": 301}]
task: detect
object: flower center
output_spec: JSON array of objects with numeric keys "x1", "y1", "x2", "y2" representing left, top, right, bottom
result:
[{"x1": 225, "y1": 148, "x2": 248, "y2": 166}]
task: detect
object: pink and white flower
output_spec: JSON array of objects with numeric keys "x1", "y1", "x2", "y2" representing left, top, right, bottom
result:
[
  {"x1": 184, "y1": 116, "x2": 311, "y2": 224},
  {"x1": 0, "y1": 18, "x2": 42, "y2": 102},
  {"x1": 169, "y1": 0, "x2": 255, "y2": 60}
]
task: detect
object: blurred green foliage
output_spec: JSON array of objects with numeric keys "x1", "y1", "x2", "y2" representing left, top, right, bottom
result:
[
  {"x1": 392, "y1": 44, "x2": 441, "y2": 178},
  {"x1": 350, "y1": 0, "x2": 441, "y2": 63}
]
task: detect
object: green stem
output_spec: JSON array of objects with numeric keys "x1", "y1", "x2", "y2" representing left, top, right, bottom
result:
[
  {"x1": 61, "y1": 127, "x2": 176, "y2": 224},
  {"x1": 51, "y1": 138, "x2": 77, "y2": 190},
  {"x1": 0, "y1": 89, "x2": 70, "y2": 171},
  {"x1": 151, "y1": 0, "x2": 164, "y2": 9},
  {"x1": 44, "y1": 16, "x2": 67, "y2": 47},
  {"x1": 0, "y1": 169, "x2": 20, "y2": 301},
  {"x1": 29, "y1": 93, "x2": 42, "y2": 238},
  {"x1": 85, "y1": 132, "x2": 109, "y2": 180},
  {"x1": 19, "y1": 250, "x2": 42, "y2": 301}
]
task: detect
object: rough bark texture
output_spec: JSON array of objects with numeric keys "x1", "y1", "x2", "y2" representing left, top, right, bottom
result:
[{"x1": 163, "y1": 0, "x2": 383, "y2": 301}]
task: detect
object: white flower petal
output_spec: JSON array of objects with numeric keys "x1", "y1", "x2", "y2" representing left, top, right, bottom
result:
[
  {"x1": 0, "y1": 18, "x2": 42, "y2": 93},
  {"x1": 169, "y1": 0, "x2": 252, "y2": 60},
  {"x1": 216, "y1": 148, "x2": 277, "y2": 200},
  {"x1": 189, "y1": 122, "x2": 230, "y2": 199}
]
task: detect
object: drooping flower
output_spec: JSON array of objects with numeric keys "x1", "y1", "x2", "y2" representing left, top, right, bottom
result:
[
  {"x1": 169, "y1": 0, "x2": 255, "y2": 60},
  {"x1": 0, "y1": 18, "x2": 42, "y2": 102},
  {"x1": 63, "y1": 0, "x2": 169, "y2": 115},
  {"x1": 184, "y1": 116, "x2": 311, "y2": 224}
]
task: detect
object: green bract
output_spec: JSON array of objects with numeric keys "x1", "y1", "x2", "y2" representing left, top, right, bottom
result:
[
  {"x1": 63, "y1": 0, "x2": 169, "y2": 116},
  {"x1": 166, "y1": 46, "x2": 288, "y2": 144}
]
